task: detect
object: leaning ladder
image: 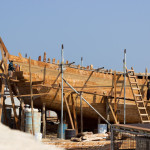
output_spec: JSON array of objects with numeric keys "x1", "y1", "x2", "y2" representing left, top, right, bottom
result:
[{"x1": 127, "y1": 68, "x2": 150, "y2": 123}]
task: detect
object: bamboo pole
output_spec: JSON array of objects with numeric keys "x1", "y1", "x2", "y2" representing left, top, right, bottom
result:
[{"x1": 29, "y1": 57, "x2": 35, "y2": 135}]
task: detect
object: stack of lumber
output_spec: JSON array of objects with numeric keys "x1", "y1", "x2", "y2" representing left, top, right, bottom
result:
[{"x1": 71, "y1": 132, "x2": 110, "y2": 142}]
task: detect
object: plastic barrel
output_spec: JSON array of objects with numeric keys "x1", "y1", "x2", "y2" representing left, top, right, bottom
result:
[
  {"x1": 25, "y1": 110, "x2": 41, "y2": 134},
  {"x1": 57, "y1": 123, "x2": 68, "y2": 139},
  {"x1": 98, "y1": 124, "x2": 107, "y2": 133},
  {"x1": 65, "y1": 129, "x2": 76, "y2": 139},
  {"x1": 35, "y1": 133, "x2": 42, "y2": 141}
]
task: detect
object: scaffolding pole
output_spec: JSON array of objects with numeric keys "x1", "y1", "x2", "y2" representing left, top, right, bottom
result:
[
  {"x1": 61, "y1": 44, "x2": 64, "y2": 139},
  {"x1": 63, "y1": 78, "x2": 111, "y2": 125},
  {"x1": 124, "y1": 49, "x2": 126, "y2": 124}
]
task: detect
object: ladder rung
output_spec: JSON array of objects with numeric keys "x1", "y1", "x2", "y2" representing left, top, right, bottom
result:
[
  {"x1": 141, "y1": 114, "x2": 148, "y2": 116},
  {"x1": 136, "y1": 101, "x2": 143, "y2": 103},
  {"x1": 131, "y1": 82, "x2": 138, "y2": 84},
  {"x1": 127, "y1": 69, "x2": 134, "y2": 72},
  {"x1": 132, "y1": 88, "x2": 140, "y2": 90},
  {"x1": 142, "y1": 120, "x2": 150, "y2": 123},
  {"x1": 134, "y1": 94, "x2": 142, "y2": 97},
  {"x1": 138, "y1": 107, "x2": 146, "y2": 109},
  {"x1": 129, "y1": 76, "x2": 136, "y2": 78}
]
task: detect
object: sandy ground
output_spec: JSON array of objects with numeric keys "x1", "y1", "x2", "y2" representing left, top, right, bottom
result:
[
  {"x1": 42, "y1": 133, "x2": 111, "y2": 150},
  {"x1": 0, "y1": 123, "x2": 63, "y2": 150}
]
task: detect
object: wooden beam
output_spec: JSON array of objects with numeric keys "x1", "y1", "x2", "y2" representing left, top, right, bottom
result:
[
  {"x1": 64, "y1": 96, "x2": 75, "y2": 129},
  {"x1": 6, "y1": 93, "x2": 50, "y2": 98},
  {"x1": 3, "y1": 98, "x2": 8, "y2": 126},
  {"x1": 0, "y1": 76, "x2": 4, "y2": 121},
  {"x1": 108, "y1": 99, "x2": 118, "y2": 124},
  {"x1": 29, "y1": 57, "x2": 35, "y2": 135},
  {"x1": 0, "y1": 37, "x2": 9, "y2": 55},
  {"x1": 7, "y1": 80, "x2": 19, "y2": 129},
  {"x1": 71, "y1": 93, "x2": 78, "y2": 134},
  {"x1": 42, "y1": 103, "x2": 46, "y2": 138}
]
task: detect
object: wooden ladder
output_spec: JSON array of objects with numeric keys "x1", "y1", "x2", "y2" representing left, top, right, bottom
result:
[{"x1": 127, "y1": 68, "x2": 150, "y2": 123}]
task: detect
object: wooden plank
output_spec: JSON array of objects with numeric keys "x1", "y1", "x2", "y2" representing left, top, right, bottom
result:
[
  {"x1": 42, "y1": 103, "x2": 46, "y2": 138},
  {"x1": 64, "y1": 96, "x2": 74, "y2": 129},
  {"x1": 29, "y1": 57, "x2": 35, "y2": 135},
  {"x1": 71, "y1": 93, "x2": 78, "y2": 134}
]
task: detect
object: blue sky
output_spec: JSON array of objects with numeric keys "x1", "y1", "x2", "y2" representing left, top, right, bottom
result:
[{"x1": 0, "y1": 1, "x2": 150, "y2": 73}]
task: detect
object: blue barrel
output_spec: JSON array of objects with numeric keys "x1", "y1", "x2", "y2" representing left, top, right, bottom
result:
[
  {"x1": 57, "y1": 123, "x2": 68, "y2": 139},
  {"x1": 25, "y1": 110, "x2": 41, "y2": 134}
]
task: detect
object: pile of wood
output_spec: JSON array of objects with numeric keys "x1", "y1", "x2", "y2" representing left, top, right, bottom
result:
[{"x1": 71, "y1": 132, "x2": 110, "y2": 142}]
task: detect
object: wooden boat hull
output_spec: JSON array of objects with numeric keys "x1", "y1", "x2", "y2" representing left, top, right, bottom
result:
[{"x1": 8, "y1": 54, "x2": 150, "y2": 128}]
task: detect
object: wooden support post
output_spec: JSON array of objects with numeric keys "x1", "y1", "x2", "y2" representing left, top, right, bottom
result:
[
  {"x1": 21, "y1": 99, "x2": 25, "y2": 131},
  {"x1": 29, "y1": 57, "x2": 35, "y2": 135},
  {"x1": 7, "y1": 80, "x2": 19, "y2": 129},
  {"x1": 13, "y1": 83, "x2": 25, "y2": 131},
  {"x1": 42, "y1": 103, "x2": 46, "y2": 138},
  {"x1": 71, "y1": 93, "x2": 78, "y2": 134},
  {"x1": 0, "y1": 75, "x2": 4, "y2": 120},
  {"x1": 114, "y1": 71, "x2": 118, "y2": 122},
  {"x1": 108, "y1": 98, "x2": 118, "y2": 124},
  {"x1": 64, "y1": 96, "x2": 74, "y2": 129},
  {"x1": 106, "y1": 97, "x2": 110, "y2": 131},
  {"x1": 80, "y1": 92, "x2": 83, "y2": 133}
]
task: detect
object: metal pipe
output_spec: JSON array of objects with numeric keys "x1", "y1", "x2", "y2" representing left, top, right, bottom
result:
[
  {"x1": 124, "y1": 49, "x2": 126, "y2": 124},
  {"x1": 63, "y1": 78, "x2": 111, "y2": 125},
  {"x1": 61, "y1": 44, "x2": 64, "y2": 139}
]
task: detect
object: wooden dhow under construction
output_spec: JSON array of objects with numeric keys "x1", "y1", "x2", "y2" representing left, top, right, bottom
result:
[{"x1": 0, "y1": 37, "x2": 150, "y2": 132}]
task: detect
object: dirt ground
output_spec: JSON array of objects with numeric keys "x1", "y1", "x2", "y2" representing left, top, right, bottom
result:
[{"x1": 42, "y1": 133, "x2": 111, "y2": 150}]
